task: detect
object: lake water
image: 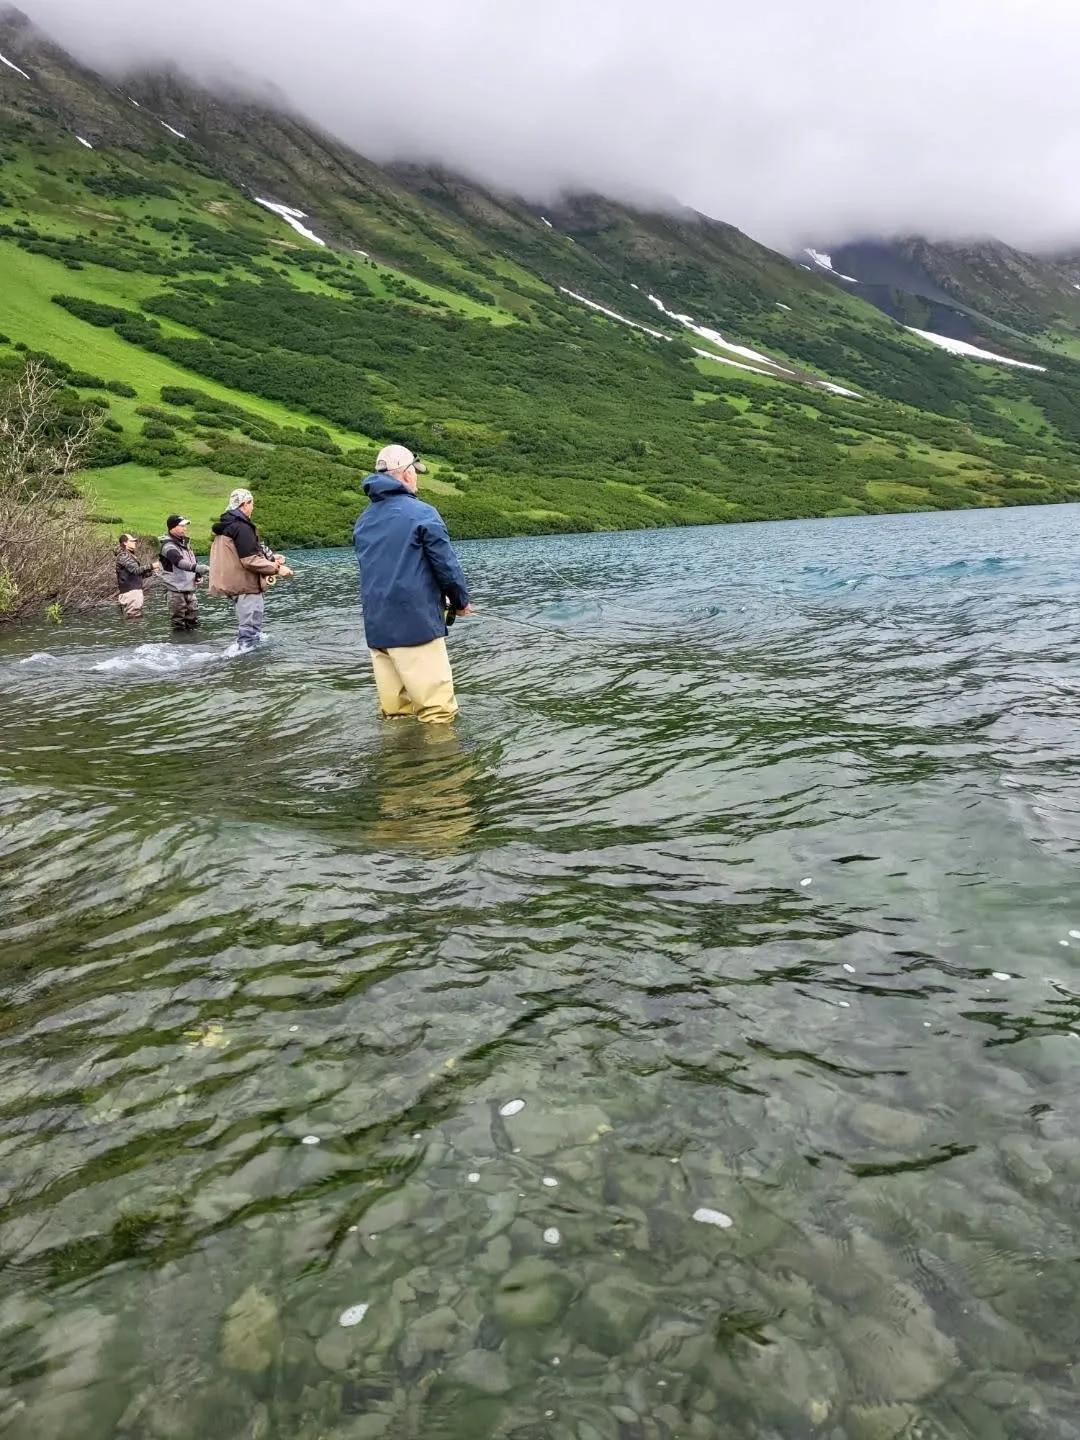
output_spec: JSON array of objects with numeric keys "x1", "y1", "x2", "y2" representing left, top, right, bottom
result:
[{"x1": 2, "y1": 506, "x2": 1080, "y2": 1440}]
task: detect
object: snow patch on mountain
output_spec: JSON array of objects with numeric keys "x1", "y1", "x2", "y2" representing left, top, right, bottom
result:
[
  {"x1": 558, "y1": 288, "x2": 665, "y2": 339},
  {"x1": 160, "y1": 121, "x2": 187, "y2": 139},
  {"x1": 0, "y1": 50, "x2": 30, "y2": 80},
  {"x1": 541, "y1": 217, "x2": 553, "y2": 228},
  {"x1": 254, "y1": 198, "x2": 327, "y2": 247},
  {"x1": 819, "y1": 381, "x2": 862, "y2": 398},
  {"x1": 647, "y1": 294, "x2": 791, "y2": 370},
  {"x1": 805, "y1": 248, "x2": 858, "y2": 283},
  {"x1": 692, "y1": 349, "x2": 773, "y2": 376},
  {"x1": 906, "y1": 327, "x2": 1046, "y2": 372},
  {"x1": 75, "y1": 136, "x2": 93, "y2": 149}
]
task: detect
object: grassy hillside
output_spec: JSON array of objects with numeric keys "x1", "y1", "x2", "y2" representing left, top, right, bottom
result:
[{"x1": 3, "y1": 11, "x2": 1080, "y2": 546}]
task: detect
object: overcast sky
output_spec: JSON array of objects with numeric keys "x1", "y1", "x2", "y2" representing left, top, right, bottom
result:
[{"x1": 20, "y1": 0, "x2": 1080, "y2": 249}]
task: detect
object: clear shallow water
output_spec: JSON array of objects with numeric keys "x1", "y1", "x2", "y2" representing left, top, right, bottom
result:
[{"x1": 2, "y1": 507, "x2": 1080, "y2": 1439}]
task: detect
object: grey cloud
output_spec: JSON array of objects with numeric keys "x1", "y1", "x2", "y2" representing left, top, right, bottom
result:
[{"x1": 20, "y1": 0, "x2": 1080, "y2": 249}]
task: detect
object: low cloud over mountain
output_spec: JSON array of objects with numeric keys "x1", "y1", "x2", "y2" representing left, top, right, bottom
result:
[{"x1": 18, "y1": 0, "x2": 1080, "y2": 250}]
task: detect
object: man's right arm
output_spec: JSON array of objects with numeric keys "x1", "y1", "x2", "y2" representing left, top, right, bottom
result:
[
  {"x1": 231, "y1": 522, "x2": 280, "y2": 575},
  {"x1": 419, "y1": 515, "x2": 469, "y2": 612}
]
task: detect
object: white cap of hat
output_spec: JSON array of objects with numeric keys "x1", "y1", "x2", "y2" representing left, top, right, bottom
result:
[{"x1": 375, "y1": 444, "x2": 426, "y2": 474}]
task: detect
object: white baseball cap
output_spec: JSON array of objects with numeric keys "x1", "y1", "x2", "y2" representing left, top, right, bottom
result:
[{"x1": 375, "y1": 444, "x2": 426, "y2": 474}]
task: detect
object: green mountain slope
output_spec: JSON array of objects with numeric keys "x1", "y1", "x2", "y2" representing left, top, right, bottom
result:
[{"x1": 3, "y1": 6, "x2": 1080, "y2": 546}]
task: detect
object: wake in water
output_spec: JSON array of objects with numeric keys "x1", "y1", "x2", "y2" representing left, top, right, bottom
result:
[
  {"x1": 92, "y1": 641, "x2": 232, "y2": 673},
  {"x1": 90, "y1": 635, "x2": 274, "y2": 673}
]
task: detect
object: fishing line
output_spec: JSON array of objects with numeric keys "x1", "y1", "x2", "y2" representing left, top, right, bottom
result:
[
  {"x1": 462, "y1": 607, "x2": 623, "y2": 646},
  {"x1": 533, "y1": 555, "x2": 590, "y2": 593}
]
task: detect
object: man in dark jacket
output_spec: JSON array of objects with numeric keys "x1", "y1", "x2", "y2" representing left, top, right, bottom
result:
[
  {"x1": 115, "y1": 533, "x2": 158, "y2": 618},
  {"x1": 159, "y1": 515, "x2": 207, "y2": 632},
  {"x1": 353, "y1": 445, "x2": 472, "y2": 722},
  {"x1": 208, "y1": 488, "x2": 293, "y2": 649}
]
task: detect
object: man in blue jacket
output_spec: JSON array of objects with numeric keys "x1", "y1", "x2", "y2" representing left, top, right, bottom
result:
[{"x1": 353, "y1": 444, "x2": 473, "y2": 722}]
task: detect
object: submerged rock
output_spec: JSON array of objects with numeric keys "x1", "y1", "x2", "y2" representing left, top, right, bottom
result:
[
  {"x1": 998, "y1": 1134, "x2": 1053, "y2": 1189},
  {"x1": 447, "y1": 1348, "x2": 511, "y2": 1395},
  {"x1": 846, "y1": 1404, "x2": 921, "y2": 1440},
  {"x1": 477, "y1": 1235, "x2": 512, "y2": 1275},
  {"x1": 576, "y1": 1275, "x2": 652, "y2": 1355},
  {"x1": 692, "y1": 1207, "x2": 733, "y2": 1229},
  {"x1": 399, "y1": 1304, "x2": 460, "y2": 1364},
  {"x1": 221, "y1": 1287, "x2": 279, "y2": 1374},
  {"x1": 850, "y1": 1103, "x2": 927, "y2": 1147},
  {"x1": 15, "y1": 1306, "x2": 118, "y2": 1437},
  {"x1": 315, "y1": 1324, "x2": 368, "y2": 1373},
  {"x1": 838, "y1": 1282, "x2": 958, "y2": 1402},
  {"x1": 503, "y1": 1105, "x2": 612, "y2": 1158},
  {"x1": 493, "y1": 1259, "x2": 573, "y2": 1328}
]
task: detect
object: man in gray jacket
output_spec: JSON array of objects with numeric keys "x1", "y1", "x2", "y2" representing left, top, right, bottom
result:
[{"x1": 159, "y1": 515, "x2": 207, "y2": 632}]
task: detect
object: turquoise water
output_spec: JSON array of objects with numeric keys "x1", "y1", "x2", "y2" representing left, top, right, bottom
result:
[{"x1": 2, "y1": 506, "x2": 1080, "y2": 1439}]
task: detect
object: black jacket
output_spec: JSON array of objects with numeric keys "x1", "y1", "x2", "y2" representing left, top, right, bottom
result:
[
  {"x1": 211, "y1": 508, "x2": 269, "y2": 561},
  {"x1": 116, "y1": 549, "x2": 152, "y2": 593}
]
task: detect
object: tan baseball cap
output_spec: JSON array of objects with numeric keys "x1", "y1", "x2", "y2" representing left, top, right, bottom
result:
[{"x1": 375, "y1": 444, "x2": 426, "y2": 474}]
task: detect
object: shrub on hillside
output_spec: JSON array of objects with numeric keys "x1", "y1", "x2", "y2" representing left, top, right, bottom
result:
[
  {"x1": 0, "y1": 362, "x2": 112, "y2": 620},
  {"x1": 51, "y1": 294, "x2": 131, "y2": 328},
  {"x1": 86, "y1": 173, "x2": 175, "y2": 200}
]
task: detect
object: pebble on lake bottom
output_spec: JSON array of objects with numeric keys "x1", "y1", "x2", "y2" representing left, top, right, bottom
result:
[
  {"x1": 499, "y1": 1099, "x2": 525, "y2": 1117},
  {"x1": 838, "y1": 1000, "x2": 851, "y2": 1008},
  {"x1": 467, "y1": 1173, "x2": 480, "y2": 1183},
  {"x1": 542, "y1": 1176, "x2": 558, "y2": 1187},
  {"x1": 338, "y1": 1304, "x2": 369, "y2": 1328},
  {"x1": 800, "y1": 877, "x2": 813, "y2": 887},
  {"x1": 843, "y1": 964, "x2": 856, "y2": 973},
  {"x1": 692, "y1": 1207, "x2": 733, "y2": 1229},
  {"x1": 288, "y1": 1025, "x2": 299, "y2": 1033},
  {"x1": 543, "y1": 1227, "x2": 561, "y2": 1244},
  {"x1": 1071, "y1": 930, "x2": 1080, "y2": 940},
  {"x1": 992, "y1": 972, "x2": 1012, "y2": 981},
  {"x1": 301, "y1": 1135, "x2": 320, "y2": 1145}
]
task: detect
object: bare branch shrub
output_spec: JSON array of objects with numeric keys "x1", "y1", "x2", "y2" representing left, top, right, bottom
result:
[{"x1": 0, "y1": 361, "x2": 113, "y2": 620}]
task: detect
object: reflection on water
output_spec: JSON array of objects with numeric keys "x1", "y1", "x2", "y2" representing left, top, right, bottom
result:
[{"x1": 2, "y1": 507, "x2": 1080, "y2": 1439}]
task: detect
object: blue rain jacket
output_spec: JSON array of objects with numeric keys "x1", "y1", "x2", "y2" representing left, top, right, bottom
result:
[{"x1": 353, "y1": 474, "x2": 470, "y2": 649}]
